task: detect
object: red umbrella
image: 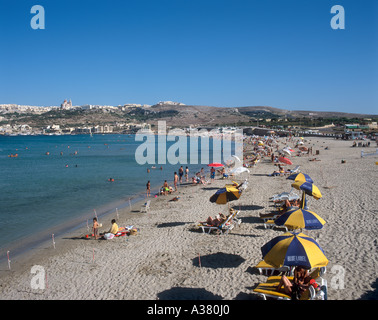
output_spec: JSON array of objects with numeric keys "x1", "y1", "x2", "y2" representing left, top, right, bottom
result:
[
  {"x1": 207, "y1": 163, "x2": 224, "y2": 167},
  {"x1": 278, "y1": 157, "x2": 293, "y2": 165}
]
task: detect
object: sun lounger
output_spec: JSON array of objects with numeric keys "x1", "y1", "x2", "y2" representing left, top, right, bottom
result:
[
  {"x1": 288, "y1": 165, "x2": 300, "y2": 174},
  {"x1": 253, "y1": 267, "x2": 327, "y2": 300},
  {"x1": 270, "y1": 192, "x2": 300, "y2": 203},
  {"x1": 254, "y1": 260, "x2": 291, "y2": 276},
  {"x1": 230, "y1": 210, "x2": 242, "y2": 226},
  {"x1": 199, "y1": 210, "x2": 239, "y2": 235},
  {"x1": 263, "y1": 219, "x2": 290, "y2": 232},
  {"x1": 140, "y1": 200, "x2": 151, "y2": 213},
  {"x1": 259, "y1": 212, "x2": 282, "y2": 223}
]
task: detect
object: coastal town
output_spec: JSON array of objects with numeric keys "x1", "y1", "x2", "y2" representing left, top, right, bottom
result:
[{"x1": 1, "y1": 100, "x2": 377, "y2": 140}]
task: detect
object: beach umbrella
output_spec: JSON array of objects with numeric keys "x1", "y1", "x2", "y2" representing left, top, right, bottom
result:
[
  {"x1": 232, "y1": 155, "x2": 241, "y2": 163},
  {"x1": 281, "y1": 149, "x2": 291, "y2": 156},
  {"x1": 274, "y1": 208, "x2": 326, "y2": 230},
  {"x1": 207, "y1": 162, "x2": 224, "y2": 167},
  {"x1": 292, "y1": 181, "x2": 322, "y2": 200},
  {"x1": 209, "y1": 185, "x2": 242, "y2": 205},
  {"x1": 287, "y1": 173, "x2": 314, "y2": 183},
  {"x1": 278, "y1": 157, "x2": 293, "y2": 165},
  {"x1": 261, "y1": 231, "x2": 328, "y2": 269}
]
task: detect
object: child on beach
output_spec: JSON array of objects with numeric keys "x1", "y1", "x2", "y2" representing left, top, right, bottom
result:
[
  {"x1": 174, "y1": 172, "x2": 179, "y2": 191},
  {"x1": 146, "y1": 180, "x2": 151, "y2": 197},
  {"x1": 163, "y1": 180, "x2": 169, "y2": 195},
  {"x1": 93, "y1": 217, "x2": 99, "y2": 240}
]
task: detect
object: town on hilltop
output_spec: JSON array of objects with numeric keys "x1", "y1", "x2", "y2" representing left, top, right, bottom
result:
[
  {"x1": 0, "y1": 99, "x2": 377, "y2": 141},
  {"x1": 0, "y1": 99, "x2": 185, "y2": 136}
]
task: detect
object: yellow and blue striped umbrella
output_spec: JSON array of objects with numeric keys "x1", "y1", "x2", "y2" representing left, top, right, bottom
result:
[
  {"x1": 292, "y1": 181, "x2": 322, "y2": 200},
  {"x1": 261, "y1": 232, "x2": 328, "y2": 269},
  {"x1": 287, "y1": 173, "x2": 314, "y2": 183},
  {"x1": 274, "y1": 207, "x2": 326, "y2": 230},
  {"x1": 209, "y1": 185, "x2": 242, "y2": 204}
]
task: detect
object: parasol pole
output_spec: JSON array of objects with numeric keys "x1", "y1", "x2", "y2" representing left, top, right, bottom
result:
[
  {"x1": 301, "y1": 191, "x2": 308, "y2": 209},
  {"x1": 7, "y1": 251, "x2": 11, "y2": 270}
]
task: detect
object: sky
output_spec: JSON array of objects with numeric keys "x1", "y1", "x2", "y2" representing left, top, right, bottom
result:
[{"x1": 0, "y1": 0, "x2": 377, "y2": 114}]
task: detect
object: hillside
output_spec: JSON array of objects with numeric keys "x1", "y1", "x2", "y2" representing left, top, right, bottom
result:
[{"x1": 2, "y1": 104, "x2": 377, "y2": 130}]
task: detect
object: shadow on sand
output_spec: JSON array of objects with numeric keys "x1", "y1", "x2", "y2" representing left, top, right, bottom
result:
[
  {"x1": 157, "y1": 287, "x2": 223, "y2": 300},
  {"x1": 192, "y1": 252, "x2": 246, "y2": 269}
]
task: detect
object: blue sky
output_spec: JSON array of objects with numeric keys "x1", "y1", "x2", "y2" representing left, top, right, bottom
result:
[{"x1": 0, "y1": 0, "x2": 377, "y2": 114}]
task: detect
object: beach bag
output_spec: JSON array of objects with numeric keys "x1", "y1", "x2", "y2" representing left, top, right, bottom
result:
[
  {"x1": 291, "y1": 283, "x2": 302, "y2": 300},
  {"x1": 129, "y1": 229, "x2": 138, "y2": 235},
  {"x1": 103, "y1": 233, "x2": 115, "y2": 240}
]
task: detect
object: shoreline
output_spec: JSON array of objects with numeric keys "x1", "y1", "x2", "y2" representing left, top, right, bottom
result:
[
  {"x1": 0, "y1": 174, "x2": 171, "y2": 273},
  {"x1": 0, "y1": 167, "x2": 209, "y2": 279},
  {"x1": 0, "y1": 188, "x2": 149, "y2": 276},
  {"x1": 0, "y1": 131, "x2": 218, "y2": 276},
  {"x1": 0, "y1": 136, "x2": 377, "y2": 300}
]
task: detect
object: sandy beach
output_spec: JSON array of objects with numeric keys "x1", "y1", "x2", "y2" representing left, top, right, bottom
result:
[{"x1": 0, "y1": 136, "x2": 377, "y2": 301}]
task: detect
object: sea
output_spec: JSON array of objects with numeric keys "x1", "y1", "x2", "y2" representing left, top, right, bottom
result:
[{"x1": 0, "y1": 133, "x2": 235, "y2": 263}]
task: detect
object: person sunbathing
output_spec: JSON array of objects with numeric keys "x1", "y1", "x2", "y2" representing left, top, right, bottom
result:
[
  {"x1": 276, "y1": 266, "x2": 312, "y2": 299},
  {"x1": 201, "y1": 213, "x2": 227, "y2": 227},
  {"x1": 100, "y1": 219, "x2": 119, "y2": 239},
  {"x1": 277, "y1": 199, "x2": 299, "y2": 213}
]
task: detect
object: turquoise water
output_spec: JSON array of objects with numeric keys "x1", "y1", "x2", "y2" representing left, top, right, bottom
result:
[{"x1": 0, "y1": 134, "x2": 229, "y2": 258}]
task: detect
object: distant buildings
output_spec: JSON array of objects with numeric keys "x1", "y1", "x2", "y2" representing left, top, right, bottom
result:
[
  {"x1": 157, "y1": 101, "x2": 185, "y2": 106},
  {"x1": 0, "y1": 100, "x2": 183, "y2": 115},
  {"x1": 60, "y1": 99, "x2": 73, "y2": 109},
  {"x1": 0, "y1": 104, "x2": 57, "y2": 114}
]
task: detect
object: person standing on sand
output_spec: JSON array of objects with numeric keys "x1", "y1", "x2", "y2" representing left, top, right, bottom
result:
[
  {"x1": 146, "y1": 180, "x2": 151, "y2": 197},
  {"x1": 178, "y1": 166, "x2": 184, "y2": 183},
  {"x1": 174, "y1": 172, "x2": 179, "y2": 191},
  {"x1": 93, "y1": 217, "x2": 99, "y2": 240},
  {"x1": 210, "y1": 167, "x2": 215, "y2": 182},
  {"x1": 185, "y1": 166, "x2": 189, "y2": 182}
]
